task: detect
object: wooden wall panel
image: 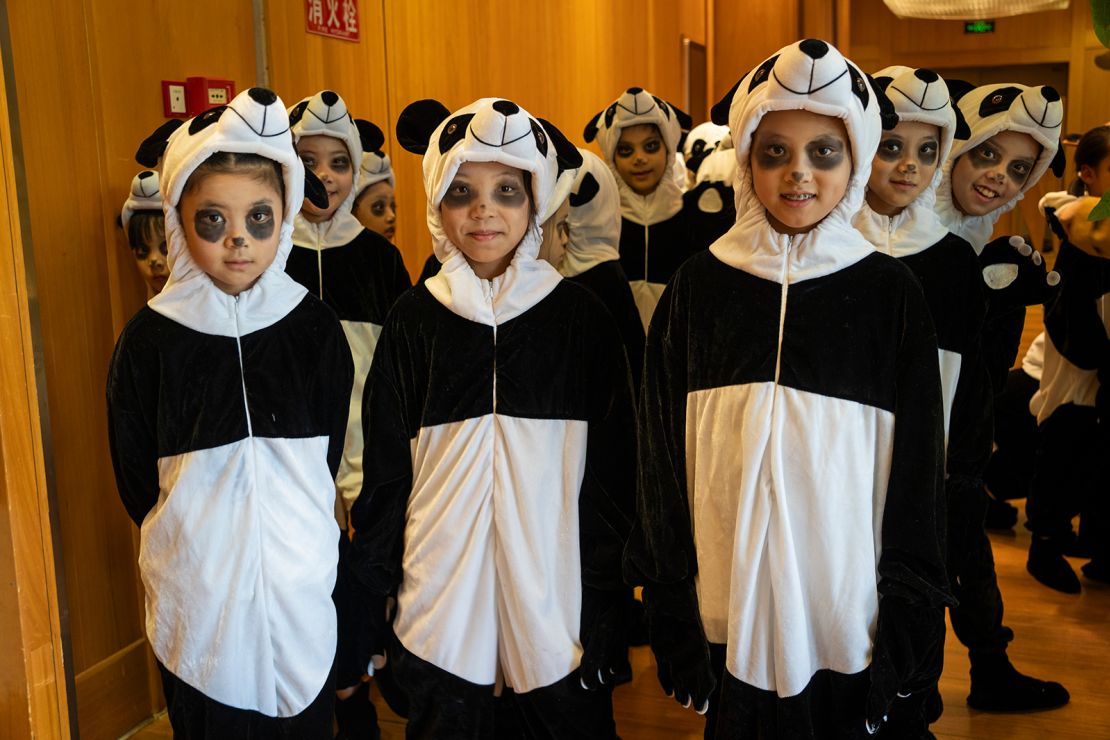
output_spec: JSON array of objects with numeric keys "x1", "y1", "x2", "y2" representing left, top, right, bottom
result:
[
  {"x1": 0, "y1": 11, "x2": 70, "y2": 734},
  {"x1": 712, "y1": 0, "x2": 799, "y2": 100}
]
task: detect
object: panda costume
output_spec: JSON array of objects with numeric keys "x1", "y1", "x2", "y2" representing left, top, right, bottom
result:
[
  {"x1": 584, "y1": 88, "x2": 701, "y2": 330},
  {"x1": 107, "y1": 88, "x2": 353, "y2": 735},
  {"x1": 624, "y1": 40, "x2": 951, "y2": 737},
  {"x1": 285, "y1": 90, "x2": 412, "y2": 523},
  {"x1": 1027, "y1": 197, "x2": 1110, "y2": 589},
  {"x1": 683, "y1": 121, "x2": 739, "y2": 250},
  {"x1": 348, "y1": 98, "x2": 636, "y2": 738},
  {"x1": 120, "y1": 169, "x2": 163, "y2": 227},
  {"x1": 935, "y1": 83, "x2": 1065, "y2": 392},
  {"x1": 554, "y1": 148, "x2": 645, "y2": 391}
]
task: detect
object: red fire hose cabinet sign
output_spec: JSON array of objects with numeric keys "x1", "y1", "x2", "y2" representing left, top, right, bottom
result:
[{"x1": 305, "y1": 0, "x2": 360, "y2": 42}]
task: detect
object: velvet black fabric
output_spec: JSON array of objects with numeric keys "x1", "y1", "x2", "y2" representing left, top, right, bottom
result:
[
  {"x1": 625, "y1": 249, "x2": 951, "y2": 732},
  {"x1": 418, "y1": 253, "x2": 439, "y2": 284},
  {"x1": 984, "y1": 368, "x2": 1039, "y2": 500},
  {"x1": 683, "y1": 182, "x2": 736, "y2": 252},
  {"x1": 157, "y1": 661, "x2": 336, "y2": 739},
  {"x1": 568, "y1": 260, "x2": 645, "y2": 393},
  {"x1": 347, "y1": 279, "x2": 637, "y2": 699},
  {"x1": 285, "y1": 229, "x2": 411, "y2": 323},
  {"x1": 1043, "y1": 240, "x2": 1110, "y2": 373},
  {"x1": 617, "y1": 208, "x2": 703, "y2": 288},
  {"x1": 106, "y1": 295, "x2": 353, "y2": 525}
]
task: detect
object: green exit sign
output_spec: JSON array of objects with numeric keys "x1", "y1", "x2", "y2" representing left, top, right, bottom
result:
[{"x1": 965, "y1": 19, "x2": 996, "y2": 33}]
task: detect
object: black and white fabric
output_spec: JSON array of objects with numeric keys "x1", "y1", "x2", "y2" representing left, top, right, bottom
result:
[
  {"x1": 854, "y1": 66, "x2": 990, "y2": 457},
  {"x1": 356, "y1": 149, "x2": 395, "y2": 197},
  {"x1": 625, "y1": 39, "x2": 950, "y2": 735},
  {"x1": 935, "y1": 83, "x2": 1064, "y2": 253},
  {"x1": 286, "y1": 91, "x2": 411, "y2": 517},
  {"x1": 107, "y1": 87, "x2": 354, "y2": 718},
  {"x1": 121, "y1": 170, "x2": 163, "y2": 228},
  {"x1": 585, "y1": 87, "x2": 698, "y2": 329},
  {"x1": 682, "y1": 122, "x2": 730, "y2": 179},
  {"x1": 350, "y1": 98, "x2": 635, "y2": 708}
]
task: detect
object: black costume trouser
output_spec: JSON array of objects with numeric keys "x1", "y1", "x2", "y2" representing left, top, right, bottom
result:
[
  {"x1": 984, "y1": 368, "x2": 1040, "y2": 501},
  {"x1": 157, "y1": 661, "x2": 335, "y2": 739},
  {"x1": 946, "y1": 482, "x2": 1014, "y2": 660},
  {"x1": 702, "y1": 643, "x2": 871, "y2": 739},
  {"x1": 389, "y1": 634, "x2": 617, "y2": 740},
  {"x1": 1027, "y1": 403, "x2": 1109, "y2": 561}
]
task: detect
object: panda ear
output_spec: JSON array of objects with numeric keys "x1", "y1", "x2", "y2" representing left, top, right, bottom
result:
[
  {"x1": 288, "y1": 100, "x2": 309, "y2": 126},
  {"x1": 710, "y1": 78, "x2": 742, "y2": 126},
  {"x1": 302, "y1": 164, "x2": 331, "y2": 210},
  {"x1": 583, "y1": 110, "x2": 604, "y2": 143},
  {"x1": 946, "y1": 78, "x2": 975, "y2": 103},
  {"x1": 396, "y1": 99, "x2": 451, "y2": 155},
  {"x1": 677, "y1": 131, "x2": 689, "y2": 154},
  {"x1": 569, "y1": 171, "x2": 600, "y2": 208},
  {"x1": 135, "y1": 119, "x2": 185, "y2": 167},
  {"x1": 952, "y1": 104, "x2": 972, "y2": 141},
  {"x1": 1049, "y1": 144, "x2": 1066, "y2": 178},
  {"x1": 537, "y1": 118, "x2": 583, "y2": 173},
  {"x1": 354, "y1": 119, "x2": 385, "y2": 153},
  {"x1": 666, "y1": 101, "x2": 694, "y2": 132},
  {"x1": 867, "y1": 74, "x2": 899, "y2": 131}
]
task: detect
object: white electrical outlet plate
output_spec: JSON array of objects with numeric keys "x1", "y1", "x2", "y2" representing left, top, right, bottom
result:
[
  {"x1": 207, "y1": 87, "x2": 228, "y2": 105},
  {"x1": 167, "y1": 84, "x2": 186, "y2": 114}
]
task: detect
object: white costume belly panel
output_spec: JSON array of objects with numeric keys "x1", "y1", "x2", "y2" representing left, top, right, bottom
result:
[
  {"x1": 394, "y1": 415, "x2": 587, "y2": 692},
  {"x1": 686, "y1": 383, "x2": 894, "y2": 698},
  {"x1": 336, "y1": 319, "x2": 383, "y2": 516},
  {"x1": 142, "y1": 436, "x2": 339, "y2": 717}
]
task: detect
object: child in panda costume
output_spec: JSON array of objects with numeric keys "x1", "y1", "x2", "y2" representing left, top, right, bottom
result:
[
  {"x1": 584, "y1": 88, "x2": 703, "y2": 329},
  {"x1": 107, "y1": 88, "x2": 354, "y2": 737},
  {"x1": 930, "y1": 82, "x2": 1072, "y2": 712},
  {"x1": 285, "y1": 90, "x2": 412, "y2": 525},
  {"x1": 625, "y1": 40, "x2": 951, "y2": 737},
  {"x1": 119, "y1": 170, "x2": 169, "y2": 295},
  {"x1": 1026, "y1": 196, "x2": 1110, "y2": 590},
  {"x1": 352, "y1": 148, "x2": 397, "y2": 242},
  {"x1": 544, "y1": 148, "x2": 645, "y2": 391},
  {"x1": 852, "y1": 66, "x2": 995, "y2": 730},
  {"x1": 347, "y1": 98, "x2": 637, "y2": 739},
  {"x1": 683, "y1": 121, "x2": 739, "y2": 249}
]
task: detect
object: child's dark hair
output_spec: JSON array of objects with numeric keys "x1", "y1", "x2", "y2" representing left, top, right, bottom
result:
[
  {"x1": 1067, "y1": 125, "x2": 1110, "y2": 196},
  {"x1": 183, "y1": 151, "x2": 286, "y2": 205},
  {"x1": 126, "y1": 211, "x2": 165, "y2": 251}
]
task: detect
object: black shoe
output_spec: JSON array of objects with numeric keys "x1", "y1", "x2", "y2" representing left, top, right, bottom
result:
[
  {"x1": 1081, "y1": 559, "x2": 1110, "y2": 584},
  {"x1": 984, "y1": 497, "x2": 1019, "y2": 531},
  {"x1": 881, "y1": 692, "x2": 936, "y2": 738},
  {"x1": 335, "y1": 681, "x2": 381, "y2": 740},
  {"x1": 967, "y1": 655, "x2": 1070, "y2": 712},
  {"x1": 924, "y1": 685, "x2": 943, "y2": 725},
  {"x1": 1027, "y1": 537, "x2": 1081, "y2": 593}
]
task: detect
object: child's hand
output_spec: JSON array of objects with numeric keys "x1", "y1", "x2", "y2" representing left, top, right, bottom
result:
[{"x1": 979, "y1": 235, "x2": 1061, "y2": 306}]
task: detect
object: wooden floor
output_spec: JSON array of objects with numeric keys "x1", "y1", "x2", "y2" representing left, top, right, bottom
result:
[{"x1": 126, "y1": 510, "x2": 1110, "y2": 739}]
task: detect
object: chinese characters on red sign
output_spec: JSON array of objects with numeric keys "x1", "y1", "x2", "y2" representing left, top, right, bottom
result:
[{"x1": 306, "y1": 0, "x2": 359, "y2": 42}]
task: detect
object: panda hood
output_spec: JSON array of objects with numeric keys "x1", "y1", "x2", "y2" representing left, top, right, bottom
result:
[
  {"x1": 561, "y1": 148, "x2": 622, "y2": 278},
  {"x1": 289, "y1": 91, "x2": 385, "y2": 249},
  {"x1": 710, "y1": 38, "x2": 883, "y2": 282},
  {"x1": 120, "y1": 170, "x2": 163, "y2": 229},
  {"x1": 397, "y1": 97, "x2": 582, "y2": 325},
  {"x1": 854, "y1": 66, "x2": 964, "y2": 258},
  {"x1": 585, "y1": 87, "x2": 690, "y2": 226},
  {"x1": 354, "y1": 149, "x2": 395, "y2": 197},
  {"x1": 684, "y1": 122, "x2": 731, "y2": 178},
  {"x1": 935, "y1": 83, "x2": 1063, "y2": 253},
  {"x1": 148, "y1": 87, "x2": 314, "y2": 337}
]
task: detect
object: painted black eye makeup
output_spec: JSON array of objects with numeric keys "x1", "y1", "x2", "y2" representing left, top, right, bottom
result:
[
  {"x1": 643, "y1": 139, "x2": 662, "y2": 153},
  {"x1": 753, "y1": 141, "x2": 788, "y2": 168},
  {"x1": 331, "y1": 156, "x2": 351, "y2": 173},
  {"x1": 441, "y1": 183, "x2": 473, "y2": 209},
  {"x1": 616, "y1": 145, "x2": 634, "y2": 158},
  {"x1": 808, "y1": 137, "x2": 846, "y2": 170},
  {"x1": 877, "y1": 137, "x2": 903, "y2": 162},
  {"x1": 967, "y1": 144, "x2": 998, "y2": 169},
  {"x1": 194, "y1": 209, "x2": 226, "y2": 242},
  {"x1": 918, "y1": 141, "x2": 939, "y2": 166},
  {"x1": 1007, "y1": 160, "x2": 1034, "y2": 185},
  {"x1": 495, "y1": 179, "x2": 528, "y2": 207},
  {"x1": 247, "y1": 205, "x2": 276, "y2": 240}
]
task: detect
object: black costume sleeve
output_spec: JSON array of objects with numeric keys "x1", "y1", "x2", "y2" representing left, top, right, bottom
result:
[
  {"x1": 623, "y1": 272, "x2": 715, "y2": 709},
  {"x1": 945, "y1": 256, "x2": 993, "y2": 489},
  {"x1": 106, "y1": 317, "x2": 160, "y2": 527},
  {"x1": 418, "y1": 253, "x2": 440, "y2": 284},
  {"x1": 868, "y1": 279, "x2": 956, "y2": 723},
  {"x1": 1044, "y1": 241, "x2": 1110, "y2": 372},
  {"x1": 343, "y1": 307, "x2": 419, "y2": 684},
  {"x1": 384, "y1": 242, "x2": 413, "y2": 308}
]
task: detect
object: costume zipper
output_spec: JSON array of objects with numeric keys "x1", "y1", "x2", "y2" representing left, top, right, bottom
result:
[
  {"x1": 233, "y1": 295, "x2": 253, "y2": 437},
  {"x1": 773, "y1": 235, "x2": 794, "y2": 385},
  {"x1": 643, "y1": 222, "x2": 650, "y2": 285},
  {"x1": 316, "y1": 230, "x2": 324, "y2": 299},
  {"x1": 489, "y1": 280, "x2": 498, "y2": 412}
]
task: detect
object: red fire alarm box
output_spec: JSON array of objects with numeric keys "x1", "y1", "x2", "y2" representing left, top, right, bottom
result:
[{"x1": 186, "y1": 77, "x2": 236, "y2": 116}]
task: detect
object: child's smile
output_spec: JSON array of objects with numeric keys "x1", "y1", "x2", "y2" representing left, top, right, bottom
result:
[{"x1": 950, "y1": 130, "x2": 1040, "y2": 217}]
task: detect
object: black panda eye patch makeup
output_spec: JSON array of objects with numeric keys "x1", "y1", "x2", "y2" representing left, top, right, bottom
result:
[
  {"x1": 753, "y1": 135, "x2": 846, "y2": 171},
  {"x1": 247, "y1": 205, "x2": 276, "y2": 239},
  {"x1": 441, "y1": 177, "x2": 528, "y2": 209},
  {"x1": 192, "y1": 202, "x2": 276, "y2": 242},
  {"x1": 876, "y1": 137, "x2": 903, "y2": 162},
  {"x1": 194, "y1": 209, "x2": 226, "y2": 242}
]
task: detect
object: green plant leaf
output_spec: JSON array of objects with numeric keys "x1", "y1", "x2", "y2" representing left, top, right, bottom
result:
[
  {"x1": 1095, "y1": 0, "x2": 1110, "y2": 49},
  {"x1": 1089, "y1": 192, "x2": 1110, "y2": 222}
]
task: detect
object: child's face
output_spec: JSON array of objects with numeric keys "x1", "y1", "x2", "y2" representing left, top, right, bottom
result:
[
  {"x1": 1079, "y1": 155, "x2": 1110, "y2": 198},
  {"x1": 866, "y1": 121, "x2": 941, "y2": 216},
  {"x1": 614, "y1": 124, "x2": 668, "y2": 195},
  {"x1": 950, "y1": 130, "x2": 1040, "y2": 216},
  {"x1": 179, "y1": 172, "x2": 284, "y2": 295},
  {"x1": 133, "y1": 224, "x2": 169, "y2": 294},
  {"x1": 296, "y1": 135, "x2": 354, "y2": 223},
  {"x1": 536, "y1": 198, "x2": 571, "y2": 268},
  {"x1": 439, "y1": 160, "x2": 531, "y2": 280},
  {"x1": 750, "y1": 110, "x2": 852, "y2": 235},
  {"x1": 353, "y1": 181, "x2": 397, "y2": 241}
]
